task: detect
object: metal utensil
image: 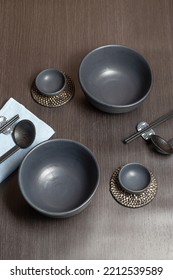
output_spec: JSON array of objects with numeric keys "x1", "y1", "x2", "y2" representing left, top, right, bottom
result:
[
  {"x1": 123, "y1": 110, "x2": 173, "y2": 144},
  {"x1": 150, "y1": 135, "x2": 173, "y2": 155},
  {"x1": 0, "y1": 120, "x2": 36, "y2": 163},
  {"x1": 0, "y1": 114, "x2": 19, "y2": 134}
]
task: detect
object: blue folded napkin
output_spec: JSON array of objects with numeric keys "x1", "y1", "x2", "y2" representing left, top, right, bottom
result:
[{"x1": 0, "y1": 98, "x2": 55, "y2": 183}]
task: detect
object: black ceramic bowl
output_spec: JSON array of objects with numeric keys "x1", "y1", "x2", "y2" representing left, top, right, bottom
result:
[
  {"x1": 35, "y1": 68, "x2": 66, "y2": 96},
  {"x1": 118, "y1": 163, "x2": 151, "y2": 194},
  {"x1": 19, "y1": 139, "x2": 100, "y2": 218},
  {"x1": 79, "y1": 45, "x2": 152, "y2": 113}
]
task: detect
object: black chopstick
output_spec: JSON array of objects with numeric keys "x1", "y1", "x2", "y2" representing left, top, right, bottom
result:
[
  {"x1": 0, "y1": 114, "x2": 19, "y2": 133},
  {"x1": 123, "y1": 110, "x2": 173, "y2": 144}
]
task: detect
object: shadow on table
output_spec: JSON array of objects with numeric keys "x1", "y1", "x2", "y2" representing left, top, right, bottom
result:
[{"x1": 2, "y1": 168, "x2": 93, "y2": 225}]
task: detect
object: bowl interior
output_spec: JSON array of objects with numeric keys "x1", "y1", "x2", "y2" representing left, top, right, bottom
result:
[
  {"x1": 118, "y1": 163, "x2": 151, "y2": 193},
  {"x1": 79, "y1": 45, "x2": 152, "y2": 106},
  {"x1": 35, "y1": 69, "x2": 65, "y2": 95},
  {"x1": 19, "y1": 140, "x2": 99, "y2": 215}
]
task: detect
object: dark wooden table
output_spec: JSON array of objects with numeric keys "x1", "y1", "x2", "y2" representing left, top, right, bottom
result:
[{"x1": 0, "y1": 0, "x2": 173, "y2": 260}]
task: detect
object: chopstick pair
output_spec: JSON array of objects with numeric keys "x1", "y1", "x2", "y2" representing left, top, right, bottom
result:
[
  {"x1": 123, "y1": 110, "x2": 173, "y2": 144},
  {"x1": 0, "y1": 114, "x2": 19, "y2": 134}
]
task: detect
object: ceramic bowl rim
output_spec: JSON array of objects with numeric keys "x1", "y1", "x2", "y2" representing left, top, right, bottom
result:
[
  {"x1": 118, "y1": 162, "x2": 151, "y2": 194},
  {"x1": 35, "y1": 68, "x2": 66, "y2": 96},
  {"x1": 79, "y1": 44, "x2": 153, "y2": 109},
  {"x1": 18, "y1": 139, "x2": 100, "y2": 217}
]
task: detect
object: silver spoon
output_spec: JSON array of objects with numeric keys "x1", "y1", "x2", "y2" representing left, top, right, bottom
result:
[
  {"x1": 150, "y1": 135, "x2": 173, "y2": 155},
  {"x1": 0, "y1": 119, "x2": 36, "y2": 163}
]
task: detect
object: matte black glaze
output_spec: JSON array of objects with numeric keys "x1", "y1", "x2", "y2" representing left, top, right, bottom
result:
[
  {"x1": 19, "y1": 139, "x2": 100, "y2": 218},
  {"x1": 0, "y1": 120, "x2": 36, "y2": 163},
  {"x1": 35, "y1": 68, "x2": 66, "y2": 96},
  {"x1": 79, "y1": 45, "x2": 152, "y2": 113},
  {"x1": 13, "y1": 120, "x2": 36, "y2": 148},
  {"x1": 150, "y1": 135, "x2": 173, "y2": 155},
  {"x1": 118, "y1": 163, "x2": 151, "y2": 194}
]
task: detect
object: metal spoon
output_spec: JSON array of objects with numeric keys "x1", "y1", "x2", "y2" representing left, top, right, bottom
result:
[
  {"x1": 150, "y1": 134, "x2": 173, "y2": 155},
  {"x1": 0, "y1": 119, "x2": 36, "y2": 163}
]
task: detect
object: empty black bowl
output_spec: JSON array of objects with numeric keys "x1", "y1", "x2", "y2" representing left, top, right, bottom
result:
[
  {"x1": 79, "y1": 45, "x2": 152, "y2": 113},
  {"x1": 35, "y1": 68, "x2": 66, "y2": 96},
  {"x1": 19, "y1": 139, "x2": 100, "y2": 218},
  {"x1": 118, "y1": 163, "x2": 151, "y2": 194}
]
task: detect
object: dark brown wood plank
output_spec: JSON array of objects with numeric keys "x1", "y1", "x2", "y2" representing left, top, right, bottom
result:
[{"x1": 0, "y1": 0, "x2": 173, "y2": 259}]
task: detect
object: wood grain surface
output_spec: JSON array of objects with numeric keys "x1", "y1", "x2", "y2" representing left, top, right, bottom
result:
[{"x1": 0, "y1": 0, "x2": 173, "y2": 260}]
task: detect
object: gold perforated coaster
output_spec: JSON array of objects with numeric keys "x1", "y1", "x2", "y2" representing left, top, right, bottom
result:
[
  {"x1": 31, "y1": 73, "x2": 74, "y2": 107},
  {"x1": 110, "y1": 167, "x2": 158, "y2": 208}
]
